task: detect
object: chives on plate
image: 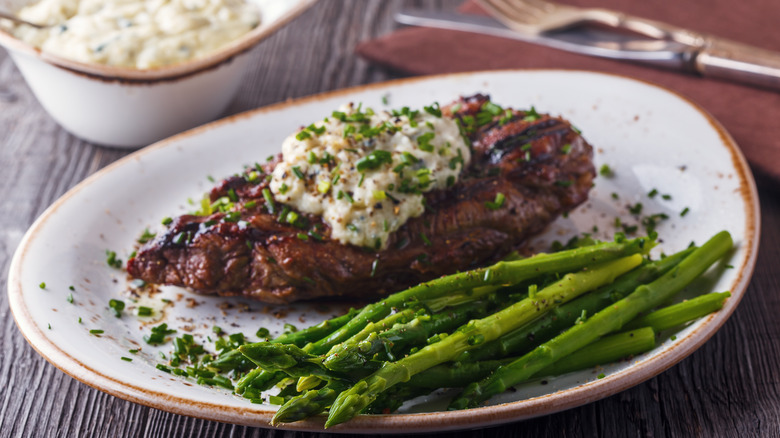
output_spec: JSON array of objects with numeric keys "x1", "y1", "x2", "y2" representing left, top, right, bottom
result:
[{"x1": 109, "y1": 299, "x2": 125, "y2": 318}]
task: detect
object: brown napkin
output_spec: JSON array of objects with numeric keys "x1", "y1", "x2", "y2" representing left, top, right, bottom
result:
[{"x1": 357, "y1": 0, "x2": 780, "y2": 184}]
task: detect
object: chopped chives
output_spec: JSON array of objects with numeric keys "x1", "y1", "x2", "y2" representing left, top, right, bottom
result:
[
  {"x1": 109, "y1": 299, "x2": 125, "y2": 318},
  {"x1": 373, "y1": 190, "x2": 387, "y2": 201},
  {"x1": 137, "y1": 306, "x2": 153, "y2": 317},
  {"x1": 485, "y1": 193, "x2": 506, "y2": 210},
  {"x1": 121, "y1": 357, "x2": 132, "y2": 362},
  {"x1": 90, "y1": 329, "x2": 104, "y2": 335},
  {"x1": 137, "y1": 228, "x2": 156, "y2": 244},
  {"x1": 256, "y1": 327, "x2": 270, "y2": 338},
  {"x1": 106, "y1": 250, "x2": 122, "y2": 269},
  {"x1": 318, "y1": 180, "x2": 331, "y2": 194},
  {"x1": 228, "y1": 188, "x2": 238, "y2": 202},
  {"x1": 262, "y1": 188, "x2": 276, "y2": 214}
]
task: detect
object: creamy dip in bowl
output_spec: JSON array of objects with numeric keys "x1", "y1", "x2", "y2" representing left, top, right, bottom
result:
[
  {"x1": 13, "y1": 0, "x2": 260, "y2": 69},
  {"x1": 0, "y1": 0, "x2": 316, "y2": 147}
]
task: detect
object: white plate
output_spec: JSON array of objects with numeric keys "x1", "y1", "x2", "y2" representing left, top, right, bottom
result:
[{"x1": 8, "y1": 70, "x2": 760, "y2": 433}]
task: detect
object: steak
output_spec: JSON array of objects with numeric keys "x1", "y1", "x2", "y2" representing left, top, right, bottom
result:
[{"x1": 127, "y1": 95, "x2": 596, "y2": 303}]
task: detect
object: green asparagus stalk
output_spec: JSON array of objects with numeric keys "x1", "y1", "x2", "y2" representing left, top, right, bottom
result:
[
  {"x1": 208, "y1": 349, "x2": 255, "y2": 372},
  {"x1": 233, "y1": 307, "x2": 360, "y2": 392},
  {"x1": 458, "y1": 247, "x2": 694, "y2": 362},
  {"x1": 235, "y1": 368, "x2": 286, "y2": 393},
  {"x1": 449, "y1": 231, "x2": 732, "y2": 410},
  {"x1": 623, "y1": 291, "x2": 731, "y2": 332},
  {"x1": 239, "y1": 343, "x2": 346, "y2": 380},
  {"x1": 323, "y1": 298, "x2": 501, "y2": 372},
  {"x1": 271, "y1": 380, "x2": 351, "y2": 425},
  {"x1": 240, "y1": 308, "x2": 420, "y2": 378},
  {"x1": 324, "y1": 255, "x2": 643, "y2": 427},
  {"x1": 271, "y1": 308, "x2": 360, "y2": 347},
  {"x1": 296, "y1": 375, "x2": 324, "y2": 392},
  {"x1": 366, "y1": 289, "x2": 730, "y2": 414},
  {"x1": 270, "y1": 298, "x2": 504, "y2": 423},
  {"x1": 367, "y1": 329, "x2": 655, "y2": 414},
  {"x1": 311, "y1": 238, "x2": 650, "y2": 356},
  {"x1": 363, "y1": 386, "x2": 436, "y2": 415},
  {"x1": 537, "y1": 327, "x2": 656, "y2": 376}
]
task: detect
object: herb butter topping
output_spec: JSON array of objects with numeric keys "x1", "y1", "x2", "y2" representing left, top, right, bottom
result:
[{"x1": 270, "y1": 103, "x2": 470, "y2": 250}]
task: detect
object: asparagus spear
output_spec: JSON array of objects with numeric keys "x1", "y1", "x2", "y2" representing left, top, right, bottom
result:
[
  {"x1": 233, "y1": 307, "x2": 360, "y2": 392},
  {"x1": 324, "y1": 255, "x2": 643, "y2": 427},
  {"x1": 537, "y1": 328, "x2": 656, "y2": 376},
  {"x1": 323, "y1": 298, "x2": 502, "y2": 372},
  {"x1": 449, "y1": 231, "x2": 732, "y2": 410},
  {"x1": 458, "y1": 247, "x2": 694, "y2": 362},
  {"x1": 365, "y1": 289, "x2": 730, "y2": 413},
  {"x1": 208, "y1": 349, "x2": 255, "y2": 372},
  {"x1": 235, "y1": 368, "x2": 286, "y2": 393},
  {"x1": 623, "y1": 291, "x2": 731, "y2": 331},
  {"x1": 366, "y1": 329, "x2": 657, "y2": 414},
  {"x1": 272, "y1": 380, "x2": 350, "y2": 425},
  {"x1": 271, "y1": 307, "x2": 360, "y2": 347},
  {"x1": 310, "y1": 238, "x2": 650, "y2": 355},
  {"x1": 241, "y1": 308, "x2": 420, "y2": 377},
  {"x1": 541, "y1": 292, "x2": 732, "y2": 376},
  {"x1": 269, "y1": 298, "x2": 504, "y2": 423}
]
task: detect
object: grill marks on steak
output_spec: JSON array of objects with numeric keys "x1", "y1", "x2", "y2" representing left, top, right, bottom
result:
[{"x1": 127, "y1": 95, "x2": 596, "y2": 303}]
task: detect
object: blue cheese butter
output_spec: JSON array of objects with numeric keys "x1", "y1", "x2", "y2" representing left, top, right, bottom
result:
[
  {"x1": 270, "y1": 103, "x2": 470, "y2": 249},
  {"x1": 11, "y1": 0, "x2": 260, "y2": 68}
]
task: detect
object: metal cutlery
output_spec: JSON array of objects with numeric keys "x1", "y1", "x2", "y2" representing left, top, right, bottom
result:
[{"x1": 396, "y1": 2, "x2": 780, "y2": 92}]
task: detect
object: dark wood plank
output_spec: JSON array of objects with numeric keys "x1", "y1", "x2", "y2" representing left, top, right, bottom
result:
[{"x1": 1, "y1": 1, "x2": 779, "y2": 437}]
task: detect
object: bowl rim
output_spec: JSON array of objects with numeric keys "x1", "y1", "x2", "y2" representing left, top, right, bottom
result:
[{"x1": 0, "y1": 0, "x2": 317, "y2": 81}]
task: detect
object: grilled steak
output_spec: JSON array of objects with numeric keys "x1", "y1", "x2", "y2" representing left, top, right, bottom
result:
[{"x1": 127, "y1": 95, "x2": 595, "y2": 303}]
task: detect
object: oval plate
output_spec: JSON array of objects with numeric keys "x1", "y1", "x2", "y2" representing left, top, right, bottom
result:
[{"x1": 8, "y1": 70, "x2": 760, "y2": 433}]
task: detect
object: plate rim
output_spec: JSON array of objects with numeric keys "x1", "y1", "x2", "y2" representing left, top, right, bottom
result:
[{"x1": 7, "y1": 68, "x2": 761, "y2": 433}]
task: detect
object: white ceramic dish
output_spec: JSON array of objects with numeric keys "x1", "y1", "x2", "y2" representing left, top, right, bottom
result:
[
  {"x1": 0, "y1": 0, "x2": 316, "y2": 147},
  {"x1": 8, "y1": 70, "x2": 760, "y2": 433}
]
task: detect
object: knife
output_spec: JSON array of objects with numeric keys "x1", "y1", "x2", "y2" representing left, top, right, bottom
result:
[{"x1": 395, "y1": 10, "x2": 780, "y2": 91}]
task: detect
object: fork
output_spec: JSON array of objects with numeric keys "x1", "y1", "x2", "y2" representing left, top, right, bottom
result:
[{"x1": 477, "y1": 0, "x2": 703, "y2": 46}]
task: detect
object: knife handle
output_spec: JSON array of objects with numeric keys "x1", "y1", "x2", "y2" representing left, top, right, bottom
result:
[{"x1": 695, "y1": 39, "x2": 780, "y2": 91}]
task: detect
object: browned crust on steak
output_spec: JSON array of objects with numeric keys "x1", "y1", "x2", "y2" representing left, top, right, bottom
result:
[{"x1": 127, "y1": 94, "x2": 595, "y2": 303}]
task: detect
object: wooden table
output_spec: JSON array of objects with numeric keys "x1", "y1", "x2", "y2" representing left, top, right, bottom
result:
[{"x1": 2, "y1": 1, "x2": 779, "y2": 436}]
